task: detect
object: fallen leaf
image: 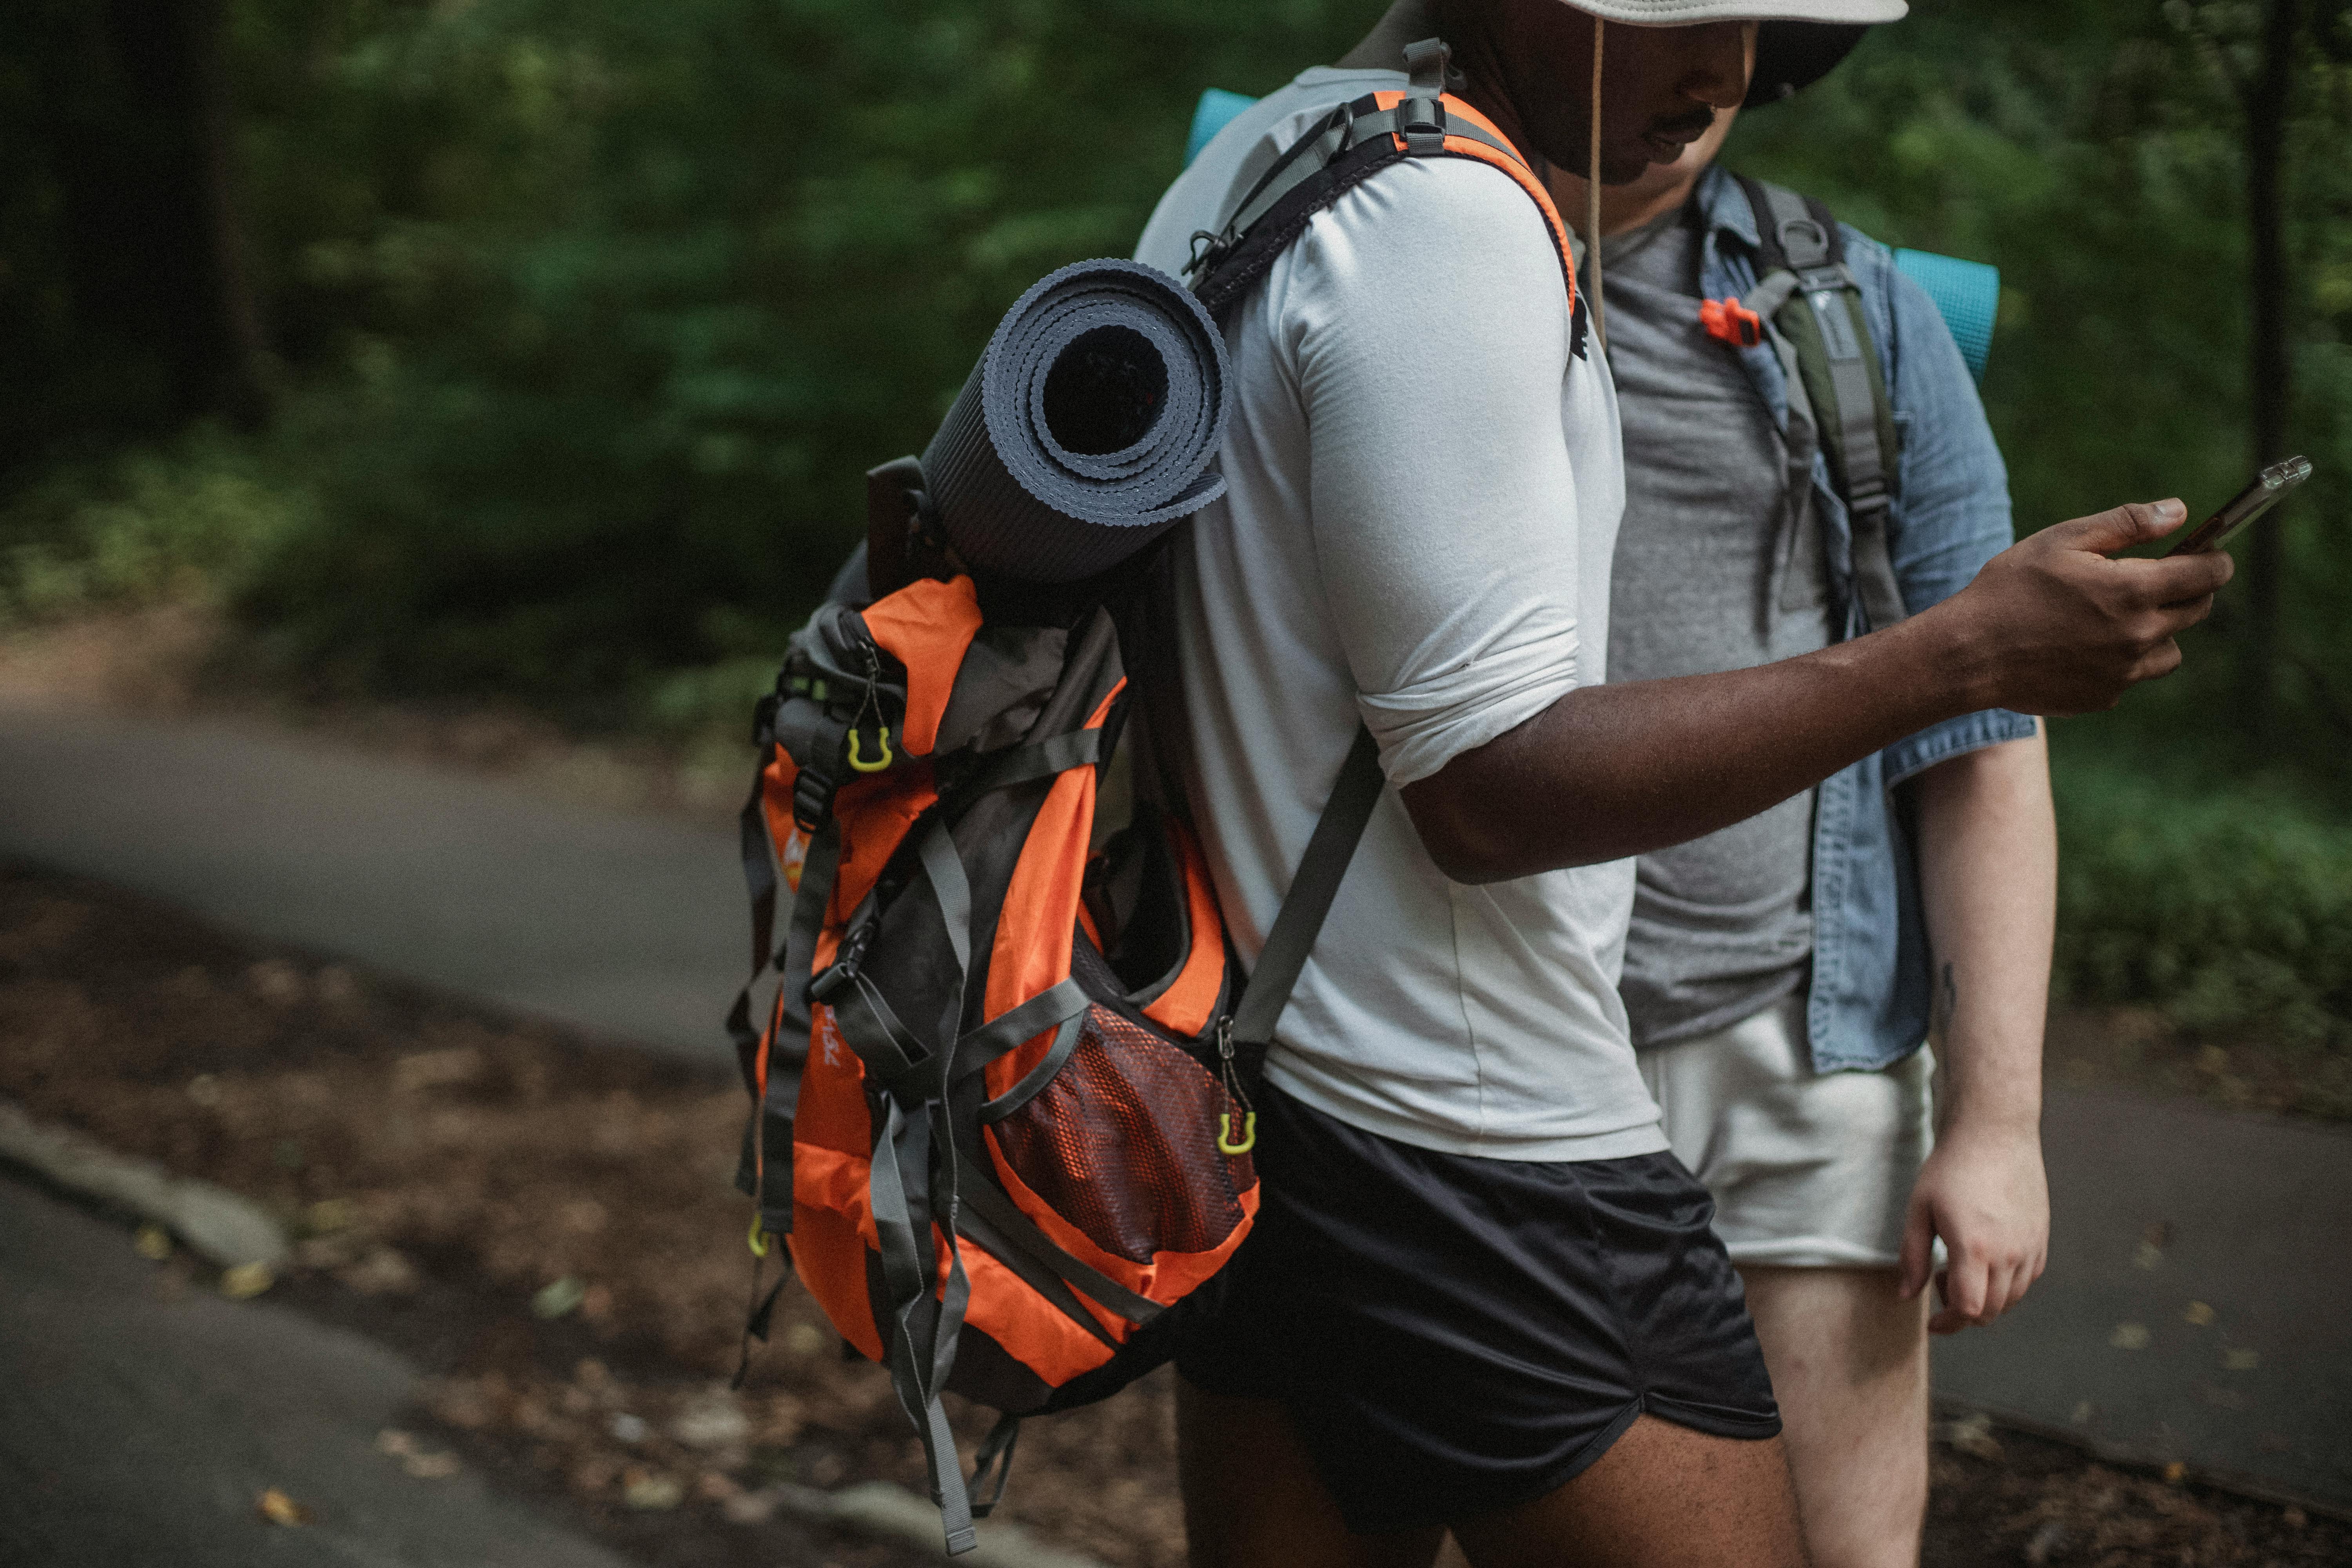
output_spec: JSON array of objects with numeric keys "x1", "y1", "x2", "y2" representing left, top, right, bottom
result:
[
  {"x1": 305, "y1": 1198, "x2": 358, "y2": 1235},
  {"x1": 375, "y1": 1428, "x2": 417, "y2": 1458},
  {"x1": 256, "y1": 1488, "x2": 310, "y2": 1526},
  {"x1": 337, "y1": 1247, "x2": 419, "y2": 1297},
  {"x1": 532, "y1": 1276, "x2": 587, "y2": 1320},
  {"x1": 671, "y1": 1389, "x2": 751, "y2": 1451},
  {"x1": 2163, "y1": 1461, "x2": 2187, "y2": 1484},
  {"x1": 221, "y1": 1261, "x2": 276, "y2": 1300},
  {"x1": 2133, "y1": 1240, "x2": 2163, "y2": 1271},
  {"x1": 783, "y1": 1322, "x2": 826, "y2": 1357},
  {"x1": 403, "y1": 1451, "x2": 461, "y2": 1480},
  {"x1": 2223, "y1": 1347, "x2": 2259, "y2": 1371},
  {"x1": 2109, "y1": 1322, "x2": 2151, "y2": 1350},
  {"x1": 1934, "y1": 1412, "x2": 2004, "y2": 1461},
  {"x1": 622, "y1": 1470, "x2": 684, "y2": 1510},
  {"x1": 248, "y1": 958, "x2": 307, "y2": 1006},
  {"x1": 609, "y1": 1412, "x2": 648, "y2": 1445},
  {"x1": 2184, "y1": 1301, "x2": 2215, "y2": 1327},
  {"x1": 133, "y1": 1225, "x2": 171, "y2": 1260},
  {"x1": 393, "y1": 1045, "x2": 484, "y2": 1094},
  {"x1": 722, "y1": 1486, "x2": 780, "y2": 1525}
]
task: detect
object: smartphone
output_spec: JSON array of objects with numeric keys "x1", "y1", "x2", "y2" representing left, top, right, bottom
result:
[{"x1": 2165, "y1": 455, "x2": 2314, "y2": 555}]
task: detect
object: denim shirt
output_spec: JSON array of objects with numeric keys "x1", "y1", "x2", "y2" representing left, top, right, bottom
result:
[{"x1": 1688, "y1": 165, "x2": 2036, "y2": 1071}]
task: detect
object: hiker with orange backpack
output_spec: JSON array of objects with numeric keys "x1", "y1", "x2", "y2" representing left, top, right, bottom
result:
[
  {"x1": 1129, "y1": 2, "x2": 2227, "y2": 1564},
  {"x1": 730, "y1": 0, "x2": 2227, "y2": 1560}
]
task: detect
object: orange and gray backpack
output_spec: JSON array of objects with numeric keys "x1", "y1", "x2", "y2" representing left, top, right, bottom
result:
[{"x1": 725, "y1": 39, "x2": 1584, "y2": 1553}]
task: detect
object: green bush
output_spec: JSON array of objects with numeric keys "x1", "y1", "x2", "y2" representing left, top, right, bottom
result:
[
  {"x1": 2054, "y1": 753, "x2": 2352, "y2": 1049},
  {"x1": 0, "y1": 428, "x2": 313, "y2": 626}
]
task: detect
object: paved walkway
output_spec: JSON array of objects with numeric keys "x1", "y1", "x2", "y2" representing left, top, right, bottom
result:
[
  {"x1": 0, "y1": 1174, "x2": 637, "y2": 1568},
  {"x1": 0, "y1": 705, "x2": 745, "y2": 1063},
  {"x1": 4, "y1": 702, "x2": 2348, "y2": 1514}
]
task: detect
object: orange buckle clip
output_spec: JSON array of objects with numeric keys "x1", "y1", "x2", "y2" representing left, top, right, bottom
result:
[{"x1": 1700, "y1": 297, "x2": 1764, "y2": 349}]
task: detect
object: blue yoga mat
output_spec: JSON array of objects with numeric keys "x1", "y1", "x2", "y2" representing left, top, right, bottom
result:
[
  {"x1": 1892, "y1": 248, "x2": 1998, "y2": 384},
  {"x1": 924, "y1": 258, "x2": 1230, "y2": 583},
  {"x1": 1181, "y1": 88, "x2": 1999, "y2": 383}
]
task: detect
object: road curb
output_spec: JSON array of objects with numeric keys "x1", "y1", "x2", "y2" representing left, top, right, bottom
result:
[{"x1": 0, "y1": 1097, "x2": 289, "y2": 1269}]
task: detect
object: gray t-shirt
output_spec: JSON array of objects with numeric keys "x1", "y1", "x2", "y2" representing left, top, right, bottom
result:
[{"x1": 1599, "y1": 200, "x2": 1838, "y2": 1049}]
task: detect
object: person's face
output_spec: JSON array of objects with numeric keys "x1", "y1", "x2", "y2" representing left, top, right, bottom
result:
[{"x1": 1460, "y1": 2, "x2": 1753, "y2": 184}]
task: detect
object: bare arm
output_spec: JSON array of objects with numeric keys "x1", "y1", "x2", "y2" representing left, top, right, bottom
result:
[
  {"x1": 1400, "y1": 501, "x2": 2228, "y2": 882},
  {"x1": 1899, "y1": 725, "x2": 2056, "y2": 1331}
]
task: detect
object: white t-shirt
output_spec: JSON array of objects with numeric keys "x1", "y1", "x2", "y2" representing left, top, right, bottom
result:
[{"x1": 1134, "y1": 68, "x2": 1664, "y2": 1161}]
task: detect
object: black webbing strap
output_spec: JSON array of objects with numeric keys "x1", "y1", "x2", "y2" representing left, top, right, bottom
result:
[
  {"x1": 1735, "y1": 175, "x2": 1908, "y2": 634},
  {"x1": 1229, "y1": 724, "x2": 1383, "y2": 1049},
  {"x1": 949, "y1": 977, "x2": 1089, "y2": 1084},
  {"x1": 974, "y1": 729, "x2": 1104, "y2": 797},
  {"x1": 728, "y1": 745, "x2": 842, "y2": 1232},
  {"x1": 830, "y1": 817, "x2": 982, "y2": 1553},
  {"x1": 950, "y1": 1145, "x2": 1166, "y2": 1327},
  {"x1": 1187, "y1": 53, "x2": 1586, "y2": 359},
  {"x1": 968, "y1": 1411, "x2": 1023, "y2": 1519}
]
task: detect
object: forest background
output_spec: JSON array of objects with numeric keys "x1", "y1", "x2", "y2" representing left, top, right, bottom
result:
[{"x1": 2, "y1": 0, "x2": 2349, "y2": 1068}]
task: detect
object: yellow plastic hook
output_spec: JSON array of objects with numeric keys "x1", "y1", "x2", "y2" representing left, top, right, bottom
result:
[
  {"x1": 1216, "y1": 1111, "x2": 1257, "y2": 1156},
  {"x1": 846, "y1": 725, "x2": 894, "y2": 774},
  {"x1": 747, "y1": 1214, "x2": 771, "y2": 1258}
]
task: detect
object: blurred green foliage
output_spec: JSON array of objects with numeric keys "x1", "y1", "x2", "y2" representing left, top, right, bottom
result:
[
  {"x1": 1, "y1": 0, "x2": 2348, "y2": 1033},
  {"x1": 2054, "y1": 750, "x2": 2352, "y2": 1053}
]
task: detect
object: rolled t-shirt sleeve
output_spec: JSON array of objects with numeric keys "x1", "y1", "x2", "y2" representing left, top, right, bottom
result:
[{"x1": 1281, "y1": 159, "x2": 1589, "y2": 788}]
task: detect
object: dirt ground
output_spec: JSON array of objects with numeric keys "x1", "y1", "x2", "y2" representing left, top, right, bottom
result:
[{"x1": 2, "y1": 864, "x2": 2345, "y2": 1567}]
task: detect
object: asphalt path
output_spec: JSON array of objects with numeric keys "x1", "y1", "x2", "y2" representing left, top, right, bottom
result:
[
  {"x1": 0, "y1": 705, "x2": 746, "y2": 1064},
  {"x1": 4, "y1": 701, "x2": 2349, "y2": 1515},
  {"x1": 0, "y1": 1174, "x2": 636, "y2": 1568}
]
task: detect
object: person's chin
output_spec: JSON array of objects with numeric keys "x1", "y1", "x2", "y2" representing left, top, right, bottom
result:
[{"x1": 1597, "y1": 148, "x2": 1661, "y2": 185}]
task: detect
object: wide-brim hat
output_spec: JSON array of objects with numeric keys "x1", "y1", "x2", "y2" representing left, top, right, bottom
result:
[
  {"x1": 1561, "y1": 3, "x2": 1896, "y2": 107},
  {"x1": 1744, "y1": 21, "x2": 1875, "y2": 105},
  {"x1": 1572, "y1": 1, "x2": 1902, "y2": 20}
]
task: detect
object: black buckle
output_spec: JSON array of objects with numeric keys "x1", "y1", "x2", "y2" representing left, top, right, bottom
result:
[
  {"x1": 1399, "y1": 94, "x2": 1446, "y2": 155},
  {"x1": 792, "y1": 761, "x2": 838, "y2": 834},
  {"x1": 806, "y1": 919, "x2": 876, "y2": 1006}
]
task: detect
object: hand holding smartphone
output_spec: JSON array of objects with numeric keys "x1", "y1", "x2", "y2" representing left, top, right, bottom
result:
[{"x1": 2165, "y1": 455, "x2": 2313, "y2": 556}]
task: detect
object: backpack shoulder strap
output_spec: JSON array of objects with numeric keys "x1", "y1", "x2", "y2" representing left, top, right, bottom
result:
[
  {"x1": 1187, "y1": 39, "x2": 1587, "y2": 359},
  {"x1": 1734, "y1": 174, "x2": 1908, "y2": 632},
  {"x1": 1228, "y1": 725, "x2": 1381, "y2": 1051}
]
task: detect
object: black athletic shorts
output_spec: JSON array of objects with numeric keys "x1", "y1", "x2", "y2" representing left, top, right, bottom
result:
[{"x1": 1174, "y1": 1083, "x2": 1780, "y2": 1535}]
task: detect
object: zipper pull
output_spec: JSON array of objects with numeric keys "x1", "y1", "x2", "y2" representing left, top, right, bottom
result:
[{"x1": 1212, "y1": 1015, "x2": 1255, "y2": 1156}]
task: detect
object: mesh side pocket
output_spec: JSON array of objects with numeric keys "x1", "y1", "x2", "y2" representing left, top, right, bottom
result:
[{"x1": 989, "y1": 1004, "x2": 1253, "y2": 1265}]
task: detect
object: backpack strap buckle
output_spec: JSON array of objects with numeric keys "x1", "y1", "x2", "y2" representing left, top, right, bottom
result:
[{"x1": 1399, "y1": 37, "x2": 1450, "y2": 154}]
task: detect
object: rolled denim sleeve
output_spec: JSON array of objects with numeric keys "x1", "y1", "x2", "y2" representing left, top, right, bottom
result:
[{"x1": 1872, "y1": 254, "x2": 2035, "y2": 784}]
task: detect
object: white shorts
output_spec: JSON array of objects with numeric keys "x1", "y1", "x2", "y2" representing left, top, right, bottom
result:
[{"x1": 1637, "y1": 995, "x2": 1935, "y2": 1270}]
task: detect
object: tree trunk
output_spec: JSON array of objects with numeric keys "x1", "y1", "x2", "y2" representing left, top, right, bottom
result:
[
  {"x1": 48, "y1": 0, "x2": 268, "y2": 434},
  {"x1": 2241, "y1": 0, "x2": 2298, "y2": 738}
]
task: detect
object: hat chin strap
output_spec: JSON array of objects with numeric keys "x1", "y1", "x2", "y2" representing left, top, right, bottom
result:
[{"x1": 1588, "y1": 14, "x2": 1606, "y2": 352}]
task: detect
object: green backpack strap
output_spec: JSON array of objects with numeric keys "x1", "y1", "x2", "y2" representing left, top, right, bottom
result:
[{"x1": 1734, "y1": 175, "x2": 1907, "y2": 633}]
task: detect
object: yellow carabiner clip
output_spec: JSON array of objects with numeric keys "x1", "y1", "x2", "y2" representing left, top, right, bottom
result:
[
  {"x1": 846, "y1": 726, "x2": 894, "y2": 774},
  {"x1": 1216, "y1": 1111, "x2": 1257, "y2": 1156},
  {"x1": 747, "y1": 1214, "x2": 771, "y2": 1258}
]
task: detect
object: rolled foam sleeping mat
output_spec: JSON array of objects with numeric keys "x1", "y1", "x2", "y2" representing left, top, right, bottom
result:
[{"x1": 923, "y1": 258, "x2": 1230, "y2": 583}]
